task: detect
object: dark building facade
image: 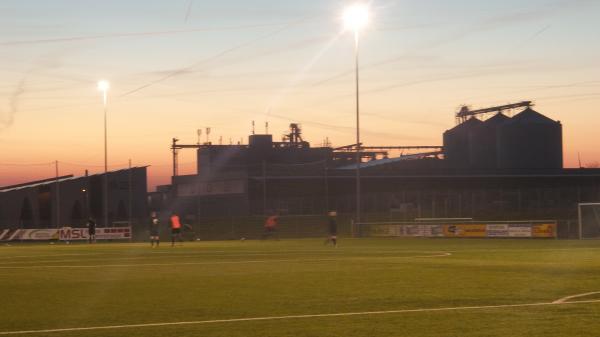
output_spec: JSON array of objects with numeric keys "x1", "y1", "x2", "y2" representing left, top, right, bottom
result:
[{"x1": 0, "y1": 167, "x2": 148, "y2": 229}]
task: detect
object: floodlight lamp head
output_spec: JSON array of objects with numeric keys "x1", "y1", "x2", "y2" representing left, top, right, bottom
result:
[
  {"x1": 97, "y1": 80, "x2": 110, "y2": 92},
  {"x1": 343, "y1": 3, "x2": 369, "y2": 32}
]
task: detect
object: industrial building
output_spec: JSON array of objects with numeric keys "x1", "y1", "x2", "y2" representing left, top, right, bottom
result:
[
  {"x1": 0, "y1": 167, "x2": 148, "y2": 229},
  {"x1": 148, "y1": 102, "x2": 600, "y2": 238}
]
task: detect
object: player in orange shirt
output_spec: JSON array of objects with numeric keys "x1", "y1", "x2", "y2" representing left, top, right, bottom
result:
[
  {"x1": 170, "y1": 212, "x2": 183, "y2": 247},
  {"x1": 262, "y1": 214, "x2": 279, "y2": 240}
]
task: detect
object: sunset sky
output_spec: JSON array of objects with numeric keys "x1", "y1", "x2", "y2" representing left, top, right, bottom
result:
[{"x1": 1, "y1": 0, "x2": 599, "y2": 190}]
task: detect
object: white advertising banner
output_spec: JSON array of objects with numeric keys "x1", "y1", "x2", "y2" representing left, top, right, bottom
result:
[
  {"x1": 365, "y1": 224, "x2": 444, "y2": 237},
  {"x1": 0, "y1": 227, "x2": 131, "y2": 241},
  {"x1": 401, "y1": 224, "x2": 444, "y2": 237},
  {"x1": 486, "y1": 224, "x2": 509, "y2": 238},
  {"x1": 59, "y1": 227, "x2": 132, "y2": 241},
  {"x1": 362, "y1": 222, "x2": 555, "y2": 239},
  {"x1": 508, "y1": 224, "x2": 532, "y2": 237},
  {"x1": 0, "y1": 229, "x2": 60, "y2": 241}
]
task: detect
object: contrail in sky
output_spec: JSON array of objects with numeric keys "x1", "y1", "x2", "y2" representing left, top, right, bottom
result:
[
  {"x1": 0, "y1": 79, "x2": 26, "y2": 131},
  {"x1": 310, "y1": 0, "x2": 596, "y2": 88},
  {"x1": 264, "y1": 32, "x2": 342, "y2": 117},
  {"x1": 119, "y1": 20, "x2": 306, "y2": 97},
  {"x1": 267, "y1": 111, "x2": 426, "y2": 141},
  {"x1": 0, "y1": 22, "x2": 299, "y2": 46},
  {"x1": 184, "y1": 0, "x2": 194, "y2": 23}
]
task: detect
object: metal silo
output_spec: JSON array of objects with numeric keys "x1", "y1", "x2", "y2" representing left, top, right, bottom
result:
[
  {"x1": 496, "y1": 108, "x2": 563, "y2": 170},
  {"x1": 468, "y1": 113, "x2": 510, "y2": 169},
  {"x1": 443, "y1": 117, "x2": 483, "y2": 168}
]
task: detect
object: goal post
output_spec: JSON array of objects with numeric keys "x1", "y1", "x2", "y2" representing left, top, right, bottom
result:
[{"x1": 578, "y1": 203, "x2": 600, "y2": 240}]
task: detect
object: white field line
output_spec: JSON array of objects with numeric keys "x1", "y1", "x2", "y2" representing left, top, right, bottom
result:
[
  {"x1": 0, "y1": 254, "x2": 276, "y2": 265},
  {"x1": 0, "y1": 253, "x2": 121, "y2": 260},
  {"x1": 0, "y1": 258, "x2": 337, "y2": 269},
  {"x1": 1, "y1": 298, "x2": 599, "y2": 335},
  {"x1": 444, "y1": 247, "x2": 600, "y2": 254},
  {"x1": 0, "y1": 251, "x2": 449, "y2": 265},
  {"x1": 0, "y1": 249, "x2": 448, "y2": 260},
  {"x1": 552, "y1": 292, "x2": 600, "y2": 304},
  {"x1": 0, "y1": 252, "x2": 452, "y2": 269}
]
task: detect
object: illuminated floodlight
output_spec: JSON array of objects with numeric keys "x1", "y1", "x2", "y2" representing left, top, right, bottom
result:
[
  {"x1": 343, "y1": 3, "x2": 369, "y2": 32},
  {"x1": 97, "y1": 80, "x2": 110, "y2": 92}
]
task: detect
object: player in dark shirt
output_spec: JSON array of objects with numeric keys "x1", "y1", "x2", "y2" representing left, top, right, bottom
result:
[
  {"x1": 324, "y1": 211, "x2": 338, "y2": 247},
  {"x1": 149, "y1": 212, "x2": 160, "y2": 248},
  {"x1": 87, "y1": 217, "x2": 96, "y2": 244}
]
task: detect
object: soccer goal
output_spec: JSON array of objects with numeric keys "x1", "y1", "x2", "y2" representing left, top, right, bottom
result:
[{"x1": 578, "y1": 203, "x2": 600, "y2": 240}]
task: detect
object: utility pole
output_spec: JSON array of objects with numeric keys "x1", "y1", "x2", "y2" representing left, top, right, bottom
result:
[
  {"x1": 262, "y1": 160, "x2": 267, "y2": 215},
  {"x1": 128, "y1": 159, "x2": 132, "y2": 227},
  {"x1": 324, "y1": 160, "x2": 329, "y2": 212},
  {"x1": 172, "y1": 138, "x2": 179, "y2": 177},
  {"x1": 55, "y1": 161, "x2": 60, "y2": 228}
]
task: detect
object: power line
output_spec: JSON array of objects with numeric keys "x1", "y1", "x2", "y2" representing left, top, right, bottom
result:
[
  {"x1": 0, "y1": 161, "x2": 54, "y2": 167},
  {"x1": 0, "y1": 22, "x2": 306, "y2": 47},
  {"x1": 119, "y1": 18, "x2": 309, "y2": 97}
]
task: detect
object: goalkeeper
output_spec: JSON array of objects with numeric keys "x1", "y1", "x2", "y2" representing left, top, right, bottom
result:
[{"x1": 324, "y1": 211, "x2": 338, "y2": 247}]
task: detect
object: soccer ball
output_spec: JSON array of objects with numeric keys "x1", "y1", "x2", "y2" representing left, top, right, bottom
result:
[{"x1": 240, "y1": 237, "x2": 246, "y2": 241}]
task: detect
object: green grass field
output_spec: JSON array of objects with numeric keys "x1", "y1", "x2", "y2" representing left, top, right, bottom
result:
[{"x1": 1, "y1": 238, "x2": 600, "y2": 336}]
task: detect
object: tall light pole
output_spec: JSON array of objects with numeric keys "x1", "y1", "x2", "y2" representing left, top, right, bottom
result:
[
  {"x1": 98, "y1": 80, "x2": 110, "y2": 228},
  {"x1": 343, "y1": 3, "x2": 369, "y2": 226}
]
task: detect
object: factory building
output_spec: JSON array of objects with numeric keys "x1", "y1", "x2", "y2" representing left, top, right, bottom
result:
[
  {"x1": 0, "y1": 167, "x2": 148, "y2": 229},
  {"x1": 149, "y1": 102, "x2": 599, "y2": 237}
]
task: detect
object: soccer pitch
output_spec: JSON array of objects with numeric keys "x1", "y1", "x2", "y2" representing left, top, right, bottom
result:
[{"x1": 1, "y1": 239, "x2": 600, "y2": 337}]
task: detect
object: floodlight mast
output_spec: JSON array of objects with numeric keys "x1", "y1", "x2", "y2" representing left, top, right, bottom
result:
[
  {"x1": 343, "y1": 3, "x2": 369, "y2": 225},
  {"x1": 97, "y1": 80, "x2": 110, "y2": 228}
]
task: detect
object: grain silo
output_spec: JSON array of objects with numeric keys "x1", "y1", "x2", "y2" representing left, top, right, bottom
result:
[
  {"x1": 443, "y1": 117, "x2": 483, "y2": 168},
  {"x1": 496, "y1": 108, "x2": 562, "y2": 170},
  {"x1": 468, "y1": 113, "x2": 510, "y2": 169}
]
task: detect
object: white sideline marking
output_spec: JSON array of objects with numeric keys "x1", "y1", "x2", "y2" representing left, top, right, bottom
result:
[
  {"x1": 0, "y1": 249, "x2": 446, "y2": 260},
  {"x1": 412, "y1": 252, "x2": 451, "y2": 258},
  {"x1": 0, "y1": 259, "x2": 337, "y2": 269},
  {"x1": 0, "y1": 251, "x2": 450, "y2": 265},
  {"x1": 0, "y1": 253, "x2": 117, "y2": 260},
  {"x1": 1, "y1": 298, "x2": 599, "y2": 335},
  {"x1": 552, "y1": 292, "x2": 600, "y2": 304},
  {"x1": 0, "y1": 252, "x2": 452, "y2": 269}
]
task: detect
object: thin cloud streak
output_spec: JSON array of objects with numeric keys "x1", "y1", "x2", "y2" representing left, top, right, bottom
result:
[
  {"x1": 119, "y1": 20, "x2": 307, "y2": 97},
  {"x1": 184, "y1": 0, "x2": 194, "y2": 23},
  {"x1": 0, "y1": 22, "x2": 304, "y2": 47},
  {"x1": 267, "y1": 112, "x2": 427, "y2": 142},
  {"x1": 310, "y1": 0, "x2": 597, "y2": 88}
]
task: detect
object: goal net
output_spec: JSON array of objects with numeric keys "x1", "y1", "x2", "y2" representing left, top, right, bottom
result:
[{"x1": 578, "y1": 203, "x2": 600, "y2": 239}]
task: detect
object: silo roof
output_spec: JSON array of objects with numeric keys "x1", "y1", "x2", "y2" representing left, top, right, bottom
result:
[
  {"x1": 506, "y1": 108, "x2": 558, "y2": 125},
  {"x1": 445, "y1": 117, "x2": 483, "y2": 133},
  {"x1": 483, "y1": 113, "x2": 510, "y2": 126}
]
